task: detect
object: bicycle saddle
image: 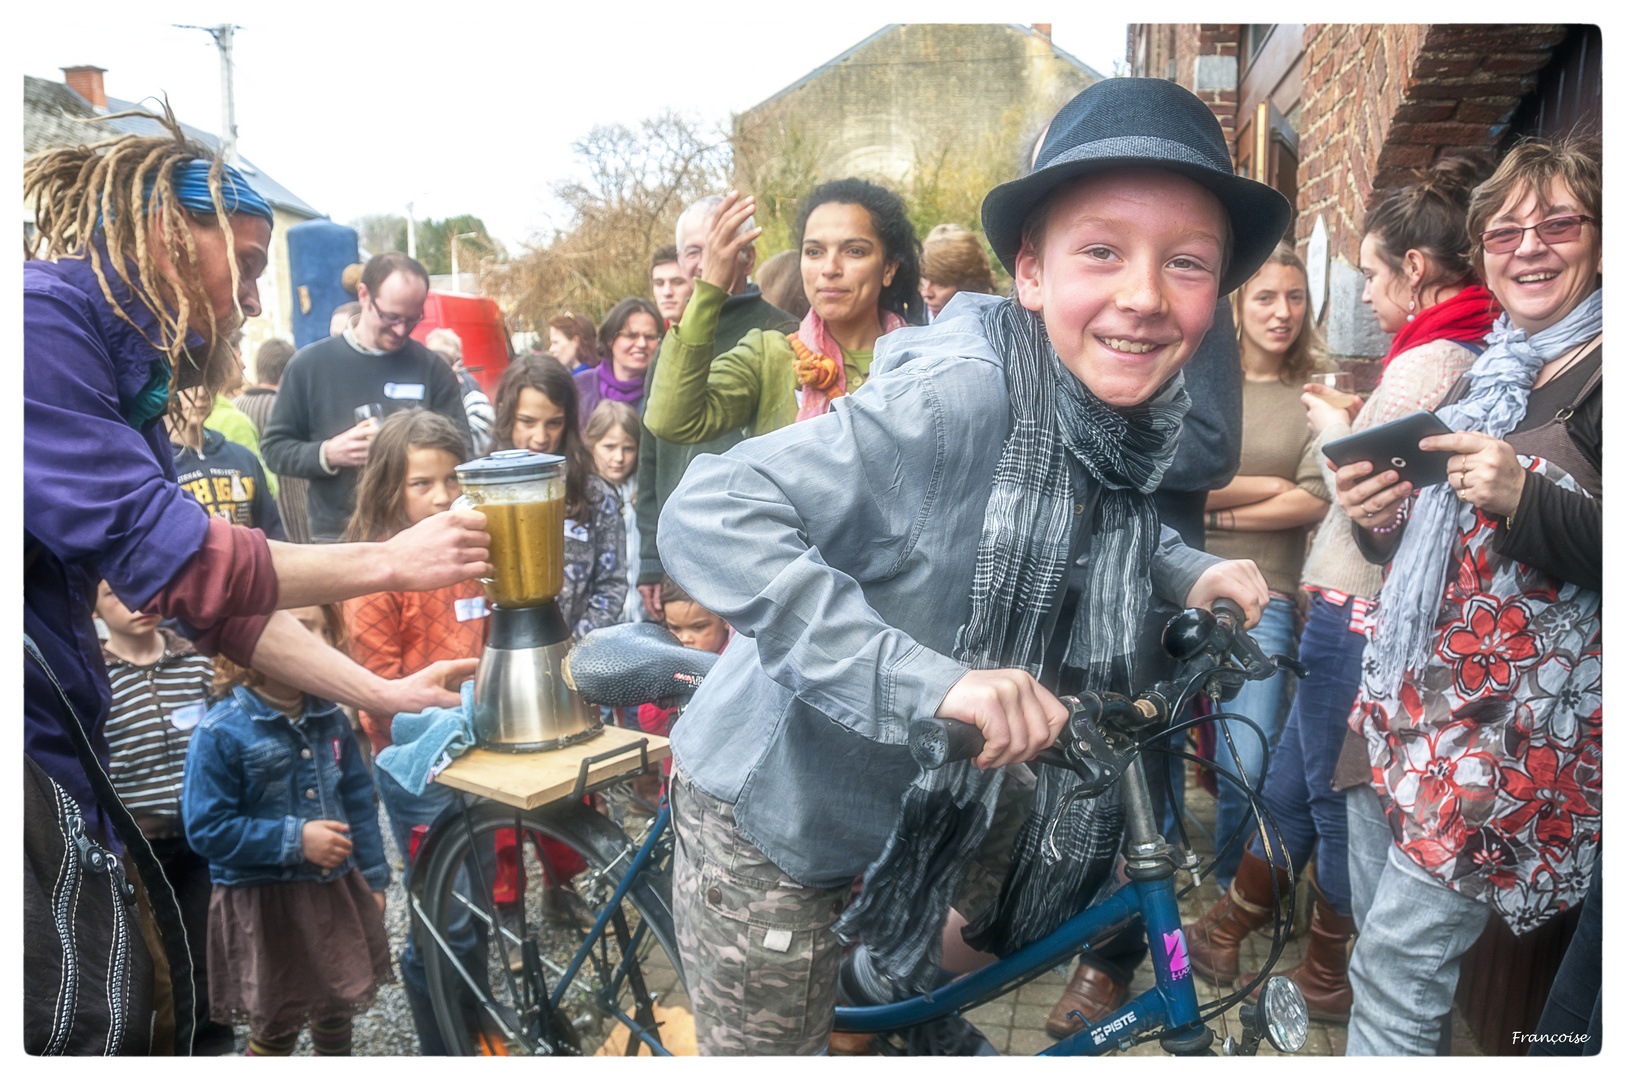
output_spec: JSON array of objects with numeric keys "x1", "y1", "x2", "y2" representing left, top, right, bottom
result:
[{"x1": 562, "y1": 621, "x2": 719, "y2": 707}]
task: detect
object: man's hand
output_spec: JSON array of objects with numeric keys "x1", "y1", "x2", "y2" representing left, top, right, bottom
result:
[
  {"x1": 1184, "y1": 559, "x2": 1270, "y2": 629},
  {"x1": 323, "y1": 419, "x2": 377, "y2": 469},
  {"x1": 378, "y1": 663, "x2": 477, "y2": 718},
  {"x1": 936, "y1": 669, "x2": 1067, "y2": 770},
  {"x1": 302, "y1": 820, "x2": 353, "y2": 868},
  {"x1": 374, "y1": 891, "x2": 387, "y2": 915},
  {"x1": 381, "y1": 509, "x2": 493, "y2": 592},
  {"x1": 1423, "y1": 431, "x2": 1526, "y2": 518},
  {"x1": 638, "y1": 583, "x2": 665, "y2": 623},
  {"x1": 700, "y1": 191, "x2": 762, "y2": 293}
]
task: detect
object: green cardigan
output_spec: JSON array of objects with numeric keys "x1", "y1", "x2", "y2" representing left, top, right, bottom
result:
[{"x1": 643, "y1": 279, "x2": 872, "y2": 445}]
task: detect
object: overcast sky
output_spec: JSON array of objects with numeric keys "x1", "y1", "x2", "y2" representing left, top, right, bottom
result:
[{"x1": 22, "y1": 1, "x2": 1128, "y2": 249}]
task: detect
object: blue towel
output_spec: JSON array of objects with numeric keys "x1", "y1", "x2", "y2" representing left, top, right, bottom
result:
[{"x1": 376, "y1": 681, "x2": 477, "y2": 796}]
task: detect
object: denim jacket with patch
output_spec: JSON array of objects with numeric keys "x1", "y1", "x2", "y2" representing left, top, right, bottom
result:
[
  {"x1": 182, "y1": 685, "x2": 390, "y2": 891},
  {"x1": 657, "y1": 292, "x2": 1221, "y2": 887}
]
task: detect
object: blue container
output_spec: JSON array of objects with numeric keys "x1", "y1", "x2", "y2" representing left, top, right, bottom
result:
[{"x1": 287, "y1": 220, "x2": 360, "y2": 348}]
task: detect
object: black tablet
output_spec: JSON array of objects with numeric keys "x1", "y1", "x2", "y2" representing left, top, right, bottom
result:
[{"x1": 1323, "y1": 410, "x2": 1456, "y2": 490}]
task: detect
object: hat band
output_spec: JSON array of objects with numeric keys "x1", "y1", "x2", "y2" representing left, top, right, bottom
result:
[{"x1": 1039, "y1": 135, "x2": 1233, "y2": 179}]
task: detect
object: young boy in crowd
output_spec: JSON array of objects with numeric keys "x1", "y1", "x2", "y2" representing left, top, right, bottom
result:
[
  {"x1": 654, "y1": 77, "x2": 1290, "y2": 1054},
  {"x1": 636, "y1": 575, "x2": 732, "y2": 742},
  {"x1": 170, "y1": 386, "x2": 285, "y2": 540},
  {"x1": 95, "y1": 581, "x2": 237, "y2": 1055}
]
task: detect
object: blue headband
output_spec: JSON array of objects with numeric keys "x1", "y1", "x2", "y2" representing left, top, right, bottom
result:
[{"x1": 143, "y1": 159, "x2": 275, "y2": 226}]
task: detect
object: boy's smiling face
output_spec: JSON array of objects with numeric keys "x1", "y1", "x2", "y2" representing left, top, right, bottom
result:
[{"x1": 1014, "y1": 168, "x2": 1228, "y2": 407}]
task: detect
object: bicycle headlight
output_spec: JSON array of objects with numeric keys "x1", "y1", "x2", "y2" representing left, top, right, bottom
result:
[{"x1": 1259, "y1": 976, "x2": 1310, "y2": 1053}]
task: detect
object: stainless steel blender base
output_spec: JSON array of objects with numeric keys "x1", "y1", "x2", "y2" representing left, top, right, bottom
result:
[{"x1": 472, "y1": 635, "x2": 603, "y2": 751}]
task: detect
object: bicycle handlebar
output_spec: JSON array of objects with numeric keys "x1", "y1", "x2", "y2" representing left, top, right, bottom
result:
[{"x1": 909, "y1": 600, "x2": 1281, "y2": 771}]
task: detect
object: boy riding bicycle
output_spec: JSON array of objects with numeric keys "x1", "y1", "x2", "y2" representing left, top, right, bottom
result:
[{"x1": 656, "y1": 78, "x2": 1291, "y2": 1055}]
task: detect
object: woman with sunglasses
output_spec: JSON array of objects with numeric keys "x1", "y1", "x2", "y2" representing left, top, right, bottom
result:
[
  {"x1": 1332, "y1": 137, "x2": 1601, "y2": 1055},
  {"x1": 573, "y1": 297, "x2": 663, "y2": 427}
]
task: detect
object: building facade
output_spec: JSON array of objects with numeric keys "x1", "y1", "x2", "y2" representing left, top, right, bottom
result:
[{"x1": 736, "y1": 23, "x2": 1102, "y2": 191}]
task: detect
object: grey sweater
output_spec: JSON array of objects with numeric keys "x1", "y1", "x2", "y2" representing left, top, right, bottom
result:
[{"x1": 261, "y1": 334, "x2": 470, "y2": 540}]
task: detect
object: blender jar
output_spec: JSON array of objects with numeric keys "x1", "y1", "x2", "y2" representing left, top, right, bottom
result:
[{"x1": 454, "y1": 449, "x2": 566, "y2": 608}]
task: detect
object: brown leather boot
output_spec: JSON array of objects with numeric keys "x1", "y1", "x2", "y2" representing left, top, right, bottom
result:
[
  {"x1": 1044, "y1": 961, "x2": 1131, "y2": 1039},
  {"x1": 1184, "y1": 847, "x2": 1290, "y2": 985},
  {"x1": 1245, "y1": 873, "x2": 1355, "y2": 1022}
]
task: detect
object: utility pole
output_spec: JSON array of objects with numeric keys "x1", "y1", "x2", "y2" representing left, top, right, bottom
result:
[
  {"x1": 407, "y1": 202, "x2": 417, "y2": 259},
  {"x1": 176, "y1": 23, "x2": 241, "y2": 163},
  {"x1": 451, "y1": 232, "x2": 478, "y2": 292}
]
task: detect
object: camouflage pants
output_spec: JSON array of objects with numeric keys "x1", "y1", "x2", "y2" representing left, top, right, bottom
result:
[{"x1": 670, "y1": 769, "x2": 848, "y2": 1055}]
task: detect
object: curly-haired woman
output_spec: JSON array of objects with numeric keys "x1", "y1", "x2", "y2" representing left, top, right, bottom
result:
[{"x1": 643, "y1": 178, "x2": 924, "y2": 444}]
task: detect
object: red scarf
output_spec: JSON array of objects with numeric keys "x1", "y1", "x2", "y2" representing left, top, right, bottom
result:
[{"x1": 1380, "y1": 284, "x2": 1500, "y2": 367}]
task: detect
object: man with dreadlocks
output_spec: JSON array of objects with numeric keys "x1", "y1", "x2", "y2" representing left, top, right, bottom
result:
[
  {"x1": 23, "y1": 105, "x2": 491, "y2": 1054},
  {"x1": 655, "y1": 78, "x2": 1290, "y2": 1055}
]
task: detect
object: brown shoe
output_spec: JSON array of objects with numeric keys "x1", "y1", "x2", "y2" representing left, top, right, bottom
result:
[
  {"x1": 1244, "y1": 873, "x2": 1355, "y2": 1022},
  {"x1": 1184, "y1": 847, "x2": 1291, "y2": 986},
  {"x1": 1044, "y1": 962, "x2": 1131, "y2": 1039}
]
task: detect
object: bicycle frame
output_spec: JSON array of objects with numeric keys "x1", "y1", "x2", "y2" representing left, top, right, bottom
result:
[{"x1": 830, "y1": 756, "x2": 1206, "y2": 1056}]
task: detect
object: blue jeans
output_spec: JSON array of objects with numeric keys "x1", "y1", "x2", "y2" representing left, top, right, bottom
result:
[
  {"x1": 1211, "y1": 597, "x2": 1296, "y2": 885},
  {"x1": 1345, "y1": 784, "x2": 1489, "y2": 1055},
  {"x1": 1246, "y1": 594, "x2": 1364, "y2": 913},
  {"x1": 375, "y1": 769, "x2": 484, "y2": 1055}
]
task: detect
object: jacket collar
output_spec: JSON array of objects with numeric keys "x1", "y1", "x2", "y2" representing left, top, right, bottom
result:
[{"x1": 229, "y1": 683, "x2": 345, "y2": 725}]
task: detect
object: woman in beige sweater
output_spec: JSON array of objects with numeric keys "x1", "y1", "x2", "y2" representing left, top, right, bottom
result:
[
  {"x1": 1197, "y1": 242, "x2": 1331, "y2": 891},
  {"x1": 1182, "y1": 159, "x2": 1496, "y2": 1022}
]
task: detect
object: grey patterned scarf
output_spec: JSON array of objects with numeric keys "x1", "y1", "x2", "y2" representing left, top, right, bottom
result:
[
  {"x1": 1370, "y1": 288, "x2": 1602, "y2": 693},
  {"x1": 835, "y1": 299, "x2": 1188, "y2": 1001}
]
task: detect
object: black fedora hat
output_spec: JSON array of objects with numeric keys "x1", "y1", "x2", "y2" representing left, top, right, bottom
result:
[{"x1": 982, "y1": 78, "x2": 1292, "y2": 296}]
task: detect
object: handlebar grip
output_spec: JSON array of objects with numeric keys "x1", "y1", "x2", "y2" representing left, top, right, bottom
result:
[
  {"x1": 908, "y1": 718, "x2": 986, "y2": 769},
  {"x1": 1211, "y1": 597, "x2": 1247, "y2": 629}
]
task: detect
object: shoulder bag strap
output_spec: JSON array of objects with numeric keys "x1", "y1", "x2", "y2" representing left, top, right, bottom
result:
[{"x1": 22, "y1": 634, "x2": 196, "y2": 1055}]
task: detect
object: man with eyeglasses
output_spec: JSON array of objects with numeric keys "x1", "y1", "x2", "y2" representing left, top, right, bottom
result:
[{"x1": 263, "y1": 252, "x2": 472, "y2": 541}]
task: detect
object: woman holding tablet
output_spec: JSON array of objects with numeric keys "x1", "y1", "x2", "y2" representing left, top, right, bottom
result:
[
  {"x1": 1332, "y1": 138, "x2": 1601, "y2": 1054},
  {"x1": 1184, "y1": 158, "x2": 1496, "y2": 1022}
]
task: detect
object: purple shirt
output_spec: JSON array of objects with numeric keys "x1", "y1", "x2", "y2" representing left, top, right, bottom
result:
[
  {"x1": 25, "y1": 253, "x2": 212, "y2": 840},
  {"x1": 572, "y1": 363, "x2": 644, "y2": 429}
]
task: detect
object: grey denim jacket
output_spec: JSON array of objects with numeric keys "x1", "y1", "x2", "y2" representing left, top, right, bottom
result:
[{"x1": 658, "y1": 292, "x2": 1219, "y2": 887}]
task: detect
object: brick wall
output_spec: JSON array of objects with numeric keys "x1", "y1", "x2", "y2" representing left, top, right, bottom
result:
[
  {"x1": 1295, "y1": 23, "x2": 1567, "y2": 358},
  {"x1": 1132, "y1": 24, "x2": 1241, "y2": 161}
]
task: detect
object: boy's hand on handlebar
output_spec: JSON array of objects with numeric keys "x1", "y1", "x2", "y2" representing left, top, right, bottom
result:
[
  {"x1": 1185, "y1": 560, "x2": 1269, "y2": 629},
  {"x1": 936, "y1": 669, "x2": 1067, "y2": 770}
]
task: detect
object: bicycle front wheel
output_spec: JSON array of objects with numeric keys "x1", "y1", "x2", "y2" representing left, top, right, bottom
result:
[{"x1": 414, "y1": 796, "x2": 683, "y2": 1056}]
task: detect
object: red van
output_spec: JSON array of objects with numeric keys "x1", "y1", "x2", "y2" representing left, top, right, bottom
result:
[{"x1": 411, "y1": 290, "x2": 512, "y2": 397}]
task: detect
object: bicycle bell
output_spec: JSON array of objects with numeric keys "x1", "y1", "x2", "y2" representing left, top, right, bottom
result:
[{"x1": 456, "y1": 449, "x2": 601, "y2": 752}]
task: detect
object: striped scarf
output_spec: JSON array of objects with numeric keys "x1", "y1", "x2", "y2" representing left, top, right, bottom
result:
[{"x1": 835, "y1": 298, "x2": 1188, "y2": 1000}]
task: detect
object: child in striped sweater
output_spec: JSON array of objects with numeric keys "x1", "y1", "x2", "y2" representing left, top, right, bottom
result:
[{"x1": 95, "y1": 579, "x2": 236, "y2": 1055}]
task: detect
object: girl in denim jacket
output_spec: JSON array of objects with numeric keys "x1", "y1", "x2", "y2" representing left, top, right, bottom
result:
[{"x1": 182, "y1": 605, "x2": 392, "y2": 1055}]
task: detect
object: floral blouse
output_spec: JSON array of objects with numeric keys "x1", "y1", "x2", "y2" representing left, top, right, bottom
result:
[
  {"x1": 560, "y1": 473, "x2": 628, "y2": 639},
  {"x1": 1352, "y1": 458, "x2": 1601, "y2": 934}
]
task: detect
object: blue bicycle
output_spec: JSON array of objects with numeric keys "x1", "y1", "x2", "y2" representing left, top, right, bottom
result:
[{"x1": 413, "y1": 601, "x2": 1309, "y2": 1056}]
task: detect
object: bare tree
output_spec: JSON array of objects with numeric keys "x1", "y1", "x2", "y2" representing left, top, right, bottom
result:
[
  {"x1": 350, "y1": 213, "x2": 406, "y2": 255},
  {"x1": 489, "y1": 111, "x2": 731, "y2": 329}
]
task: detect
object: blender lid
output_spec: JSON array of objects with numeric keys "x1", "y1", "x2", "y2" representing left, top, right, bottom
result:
[{"x1": 455, "y1": 448, "x2": 565, "y2": 483}]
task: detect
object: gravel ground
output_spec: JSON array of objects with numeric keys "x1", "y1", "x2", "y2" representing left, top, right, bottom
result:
[{"x1": 222, "y1": 820, "x2": 419, "y2": 1056}]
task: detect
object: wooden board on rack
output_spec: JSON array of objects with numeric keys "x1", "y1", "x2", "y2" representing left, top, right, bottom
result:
[{"x1": 434, "y1": 724, "x2": 669, "y2": 810}]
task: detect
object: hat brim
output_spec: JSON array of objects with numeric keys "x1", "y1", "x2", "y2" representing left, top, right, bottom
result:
[{"x1": 982, "y1": 146, "x2": 1294, "y2": 297}]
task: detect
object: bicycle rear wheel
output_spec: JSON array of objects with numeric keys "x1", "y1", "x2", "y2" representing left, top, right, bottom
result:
[{"x1": 413, "y1": 795, "x2": 683, "y2": 1056}]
